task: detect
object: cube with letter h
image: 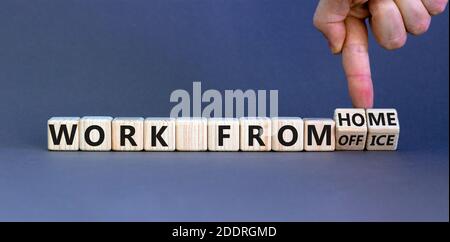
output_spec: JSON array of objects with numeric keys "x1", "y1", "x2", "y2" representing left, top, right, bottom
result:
[
  {"x1": 334, "y1": 109, "x2": 367, "y2": 150},
  {"x1": 365, "y1": 109, "x2": 400, "y2": 151}
]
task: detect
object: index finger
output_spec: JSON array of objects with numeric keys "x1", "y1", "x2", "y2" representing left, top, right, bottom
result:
[{"x1": 342, "y1": 16, "x2": 374, "y2": 108}]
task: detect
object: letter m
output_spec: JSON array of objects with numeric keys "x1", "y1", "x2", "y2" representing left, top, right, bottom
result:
[
  {"x1": 307, "y1": 125, "x2": 332, "y2": 146},
  {"x1": 367, "y1": 112, "x2": 386, "y2": 126},
  {"x1": 49, "y1": 124, "x2": 78, "y2": 145}
]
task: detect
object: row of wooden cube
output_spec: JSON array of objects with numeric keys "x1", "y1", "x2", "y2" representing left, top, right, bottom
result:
[{"x1": 48, "y1": 108, "x2": 399, "y2": 152}]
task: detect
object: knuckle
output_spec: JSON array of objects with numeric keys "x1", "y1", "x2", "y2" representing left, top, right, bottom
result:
[
  {"x1": 369, "y1": 0, "x2": 393, "y2": 16},
  {"x1": 313, "y1": 15, "x2": 323, "y2": 29},
  {"x1": 343, "y1": 43, "x2": 368, "y2": 54}
]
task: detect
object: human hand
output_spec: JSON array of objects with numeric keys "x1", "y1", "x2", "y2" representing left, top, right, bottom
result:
[{"x1": 313, "y1": 0, "x2": 448, "y2": 108}]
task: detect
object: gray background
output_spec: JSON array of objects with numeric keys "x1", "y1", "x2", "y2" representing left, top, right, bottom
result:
[{"x1": 0, "y1": 0, "x2": 448, "y2": 221}]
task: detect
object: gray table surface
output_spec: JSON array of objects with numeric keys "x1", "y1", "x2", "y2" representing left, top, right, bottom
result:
[{"x1": 0, "y1": 146, "x2": 448, "y2": 221}]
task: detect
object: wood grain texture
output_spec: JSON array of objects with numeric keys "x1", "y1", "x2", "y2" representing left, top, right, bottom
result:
[
  {"x1": 239, "y1": 117, "x2": 271, "y2": 151},
  {"x1": 175, "y1": 118, "x2": 207, "y2": 151},
  {"x1": 144, "y1": 118, "x2": 176, "y2": 151},
  {"x1": 47, "y1": 117, "x2": 80, "y2": 151},
  {"x1": 112, "y1": 117, "x2": 144, "y2": 151},
  {"x1": 365, "y1": 109, "x2": 400, "y2": 151},
  {"x1": 208, "y1": 118, "x2": 239, "y2": 151},
  {"x1": 79, "y1": 116, "x2": 113, "y2": 151},
  {"x1": 271, "y1": 117, "x2": 304, "y2": 151},
  {"x1": 303, "y1": 118, "x2": 335, "y2": 151},
  {"x1": 334, "y1": 109, "x2": 367, "y2": 151}
]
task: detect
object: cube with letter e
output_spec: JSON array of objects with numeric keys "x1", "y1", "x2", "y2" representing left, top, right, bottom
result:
[{"x1": 365, "y1": 109, "x2": 400, "y2": 151}]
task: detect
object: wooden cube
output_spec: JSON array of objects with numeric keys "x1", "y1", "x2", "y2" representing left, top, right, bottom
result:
[
  {"x1": 79, "y1": 116, "x2": 113, "y2": 151},
  {"x1": 112, "y1": 117, "x2": 144, "y2": 151},
  {"x1": 47, "y1": 117, "x2": 80, "y2": 151},
  {"x1": 208, "y1": 118, "x2": 239, "y2": 151},
  {"x1": 240, "y1": 117, "x2": 271, "y2": 151},
  {"x1": 334, "y1": 109, "x2": 367, "y2": 151},
  {"x1": 366, "y1": 109, "x2": 400, "y2": 151},
  {"x1": 303, "y1": 119, "x2": 335, "y2": 151},
  {"x1": 175, "y1": 118, "x2": 207, "y2": 151},
  {"x1": 144, "y1": 118, "x2": 176, "y2": 151},
  {"x1": 271, "y1": 117, "x2": 304, "y2": 151}
]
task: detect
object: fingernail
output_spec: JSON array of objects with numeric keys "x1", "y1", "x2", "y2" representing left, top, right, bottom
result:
[{"x1": 328, "y1": 41, "x2": 340, "y2": 54}]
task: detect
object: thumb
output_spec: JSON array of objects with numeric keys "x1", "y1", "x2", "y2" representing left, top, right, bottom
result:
[{"x1": 313, "y1": 0, "x2": 351, "y2": 54}]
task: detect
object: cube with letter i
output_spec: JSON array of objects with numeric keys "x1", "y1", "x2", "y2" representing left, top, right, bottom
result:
[
  {"x1": 365, "y1": 109, "x2": 400, "y2": 151},
  {"x1": 47, "y1": 117, "x2": 80, "y2": 151},
  {"x1": 334, "y1": 109, "x2": 367, "y2": 151}
]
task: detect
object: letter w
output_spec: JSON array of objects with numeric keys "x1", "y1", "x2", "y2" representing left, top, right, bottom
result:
[{"x1": 49, "y1": 124, "x2": 77, "y2": 145}]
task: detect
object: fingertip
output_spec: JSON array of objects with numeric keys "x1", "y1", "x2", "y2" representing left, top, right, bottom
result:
[
  {"x1": 330, "y1": 42, "x2": 343, "y2": 54},
  {"x1": 408, "y1": 17, "x2": 431, "y2": 36},
  {"x1": 369, "y1": 0, "x2": 408, "y2": 50},
  {"x1": 348, "y1": 75, "x2": 374, "y2": 108},
  {"x1": 380, "y1": 34, "x2": 407, "y2": 50},
  {"x1": 423, "y1": 0, "x2": 448, "y2": 15}
]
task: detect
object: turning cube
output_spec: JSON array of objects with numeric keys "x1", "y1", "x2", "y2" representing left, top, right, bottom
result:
[
  {"x1": 175, "y1": 118, "x2": 207, "y2": 151},
  {"x1": 79, "y1": 116, "x2": 113, "y2": 151},
  {"x1": 365, "y1": 109, "x2": 400, "y2": 151},
  {"x1": 240, "y1": 117, "x2": 271, "y2": 151},
  {"x1": 303, "y1": 118, "x2": 335, "y2": 151},
  {"x1": 144, "y1": 118, "x2": 176, "y2": 151},
  {"x1": 334, "y1": 109, "x2": 367, "y2": 150},
  {"x1": 112, "y1": 117, "x2": 144, "y2": 151},
  {"x1": 47, "y1": 117, "x2": 80, "y2": 151},
  {"x1": 271, "y1": 117, "x2": 304, "y2": 151},
  {"x1": 208, "y1": 118, "x2": 240, "y2": 151}
]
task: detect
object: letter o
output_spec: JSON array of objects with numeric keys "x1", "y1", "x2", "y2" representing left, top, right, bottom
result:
[
  {"x1": 338, "y1": 135, "x2": 349, "y2": 145},
  {"x1": 84, "y1": 125, "x2": 105, "y2": 146},
  {"x1": 278, "y1": 125, "x2": 298, "y2": 146}
]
